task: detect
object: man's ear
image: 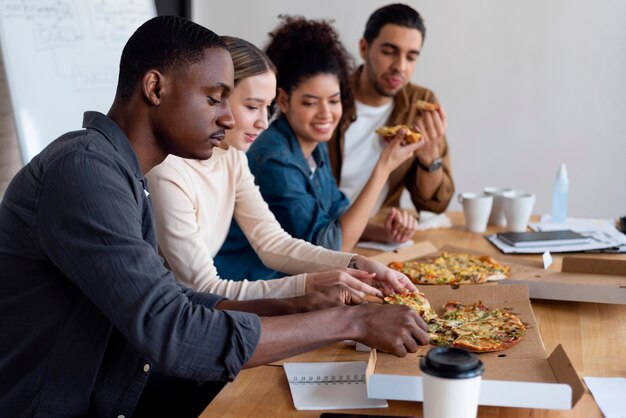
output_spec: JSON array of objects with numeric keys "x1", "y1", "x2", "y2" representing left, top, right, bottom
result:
[
  {"x1": 358, "y1": 38, "x2": 369, "y2": 60},
  {"x1": 143, "y1": 70, "x2": 164, "y2": 105},
  {"x1": 276, "y1": 88, "x2": 289, "y2": 113}
]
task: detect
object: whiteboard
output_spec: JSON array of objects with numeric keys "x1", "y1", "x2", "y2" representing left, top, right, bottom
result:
[{"x1": 0, "y1": 0, "x2": 156, "y2": 163}]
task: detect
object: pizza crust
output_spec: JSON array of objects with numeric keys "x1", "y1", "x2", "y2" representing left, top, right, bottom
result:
[{"x1": 415, "y1": 100, "x2": 441, "y2": 111}]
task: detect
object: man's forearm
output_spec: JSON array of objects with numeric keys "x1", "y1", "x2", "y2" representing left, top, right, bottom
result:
[
  {"x1": 415, "y1": 166, "x2": 444, "y2": 201},
  {"x1": 217, "y1": 298, "x2": 301, "y2": 316},
  {"x1": 244, "y1": 306, "x2": 355, "y2": 367}
]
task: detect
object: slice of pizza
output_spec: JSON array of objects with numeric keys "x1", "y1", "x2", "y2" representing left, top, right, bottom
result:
[
  {"x1": 384, "y1": 292, "x2": 450, "y2": 344},
  {"x1": 383, "y1": 291, "x2": 438, "y2": 323},
  {"x1": 375, "y1": 124, "x2": 421, "y2": 144},
  {"x1": 388, "y1": 258, "x2": 455, "y2": 285},
  {"x1": 415, "y1": 100, "x2": 441, "y2": 111}
]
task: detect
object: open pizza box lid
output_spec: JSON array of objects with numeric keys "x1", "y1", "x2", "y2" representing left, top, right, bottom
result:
[
  {"x1": 365, "y1": 284, "x2": 585, "y2": 409},
  {"x1": 369, "y1": 241, "x2": 626, "y2": 304}
]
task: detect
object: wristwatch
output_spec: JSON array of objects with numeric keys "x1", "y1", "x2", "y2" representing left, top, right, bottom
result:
[{"x1": 417, "y1": 156, "x2": 443, "y2": 173}]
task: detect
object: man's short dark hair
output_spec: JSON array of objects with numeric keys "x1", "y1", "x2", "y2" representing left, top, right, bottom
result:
[
  {"x1": 363, "y1": 3, "x2": 426, "y2": 43},
  {"x1": 115, "y1": 15, "x2": 227, "y2": 102}
]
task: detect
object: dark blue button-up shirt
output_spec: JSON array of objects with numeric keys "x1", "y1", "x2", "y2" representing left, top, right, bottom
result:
[
  {"x1": 0, "y1": 112, "x2": 261, "y2": 417},
  {"x1": 214, "y1": 115, "x2": 350, "y2": 280}
]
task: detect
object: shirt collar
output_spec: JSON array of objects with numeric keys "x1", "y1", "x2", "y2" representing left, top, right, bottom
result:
[
  {"x1": 274, "y1": 115, "x2": 325, "y2": 174},
  {"x1": 82, "y1": 111, "x2": 144, "y2": 181}
]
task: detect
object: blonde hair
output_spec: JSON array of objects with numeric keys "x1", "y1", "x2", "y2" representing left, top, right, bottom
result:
[{"x1": 222, "y1": 36, "x2": 276, "y2": 85}]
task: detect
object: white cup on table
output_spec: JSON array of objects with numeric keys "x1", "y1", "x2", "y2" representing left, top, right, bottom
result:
[
  {"x1": 420, "y1": 347, "x2": 485, "y2": 418},
  {"x1": 484, "y1": 186, "x2": 513, "y2": 226},
  {"x1": 458, "y1": 192, "x2": 493, "y2": 233},
  {"x1": 503, "y1": 191, "x2": 535, "y2": 232}
]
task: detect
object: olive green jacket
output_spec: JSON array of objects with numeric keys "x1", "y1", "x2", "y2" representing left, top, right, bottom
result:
[{"x1": 328, "y1": 66, "x2": 454, "y2": 214}]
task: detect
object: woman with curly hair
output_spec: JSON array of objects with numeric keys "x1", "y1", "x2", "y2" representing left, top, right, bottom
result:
[
  {"x1": 147, "y1": 36, "x2": 416, "y2": 299},
  {"x1": 214, "y1": 17, "x2": 423, "y2": 280}
]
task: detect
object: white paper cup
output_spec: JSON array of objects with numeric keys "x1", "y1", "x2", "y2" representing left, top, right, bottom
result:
[
  {"x1": 484, "y1": 186, "x2": 513, "y2": 226},
  {"x1": 420, "y1": 347, "x2": 484, "y2": 418},
  {"x1": 457, "y1": 192, "x2": 493, "y2": 233},
  {"x1": 503, "y1": 191, "x2": 536, "y2": 232}
]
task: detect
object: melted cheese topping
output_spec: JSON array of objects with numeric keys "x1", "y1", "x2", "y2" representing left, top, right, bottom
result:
[
  {"x1": 389, "y1": 252, "x2": 511, "y2": 285},
  {"x1": 384, "y1": 294, "x2": 525, "y2": 352}
]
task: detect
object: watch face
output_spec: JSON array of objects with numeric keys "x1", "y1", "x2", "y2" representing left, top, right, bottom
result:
[
  {"x1": 429, "y1": 158, "x2": 443, "y2": 171},
  {"x1": 424, "y1": 157, "x2": 442, "y2": 172}
]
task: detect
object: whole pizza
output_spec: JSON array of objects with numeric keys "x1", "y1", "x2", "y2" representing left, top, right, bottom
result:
[
  {"x1": 384, "y1": 292, "x2": 526, "y2": 353},
  {"x1": 388, "y1": 252, "x2": 511, "y2": 285}
]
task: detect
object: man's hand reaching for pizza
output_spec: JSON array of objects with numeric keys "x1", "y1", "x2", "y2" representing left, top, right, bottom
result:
[
  {"x1": 352, "y1": 303, "x2": 429, "y2": 356},
  {"x1": 352, "y1": 255, "x2": 418, "y2": 295}
]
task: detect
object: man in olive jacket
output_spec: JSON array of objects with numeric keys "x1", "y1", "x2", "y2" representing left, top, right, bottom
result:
[{"x1": 329, "y1": 4, "x2": 454, "y2": 225}]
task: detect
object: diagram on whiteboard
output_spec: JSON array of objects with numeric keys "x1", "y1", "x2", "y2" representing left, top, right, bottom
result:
[{"x1": 0, "y1": 0, "x2": 155, "y2": 162}]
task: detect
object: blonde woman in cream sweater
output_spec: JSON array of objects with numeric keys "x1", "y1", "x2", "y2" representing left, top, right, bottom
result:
[{"x1": 147, "y1": 37, "x2": 416, "y2": 300}]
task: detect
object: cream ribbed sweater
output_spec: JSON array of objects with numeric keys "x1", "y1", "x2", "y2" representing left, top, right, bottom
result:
[{"x1": 146, "y1": 147, "x2": 354, "y2": 300}]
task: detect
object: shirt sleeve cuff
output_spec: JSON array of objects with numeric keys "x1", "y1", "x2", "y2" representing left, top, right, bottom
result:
[
  {"x1": 183, "y1": 286, "x2": 226, "y2": 308},
  {"x1": 221, "y1": 310, "x2": 262, "y2": 380}
]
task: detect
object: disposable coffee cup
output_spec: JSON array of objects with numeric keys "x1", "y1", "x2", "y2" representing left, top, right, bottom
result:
[
  {"x1": 420, "y1": 347, "x2": 484, "y2": 418},
  {"x1": 484, "y1": 187, "x2": 513, "y2": 226},
  {"x1": 458, "y1": 192, "x2": 493, "y2": 233}
]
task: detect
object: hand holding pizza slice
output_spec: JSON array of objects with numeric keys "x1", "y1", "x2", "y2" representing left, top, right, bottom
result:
[{"x1": 375, "y1": 124, "x2": 422, "y2": 145}]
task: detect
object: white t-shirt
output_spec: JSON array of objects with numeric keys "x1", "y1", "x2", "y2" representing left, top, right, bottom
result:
[{"x1": 339, "y1": 100, "x2": 393, "y2": 215}]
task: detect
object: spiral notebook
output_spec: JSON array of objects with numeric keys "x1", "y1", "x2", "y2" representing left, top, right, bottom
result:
[{"x1": 283, "y1": 361, "x2": 388, "y2": 411}]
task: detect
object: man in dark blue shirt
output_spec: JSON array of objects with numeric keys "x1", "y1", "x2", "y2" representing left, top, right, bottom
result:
[{"x1": 0, "y1": 16, "x2": 429, "y2": 417}]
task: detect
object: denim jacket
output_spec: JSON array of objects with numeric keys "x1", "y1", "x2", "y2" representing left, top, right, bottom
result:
[{"x1": 214, "y1": 116, "x2": 349, "y2": 280}]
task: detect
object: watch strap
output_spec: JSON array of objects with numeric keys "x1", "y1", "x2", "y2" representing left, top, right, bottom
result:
[{"x1": 417, "y1": 156, "x2": 442, "y2": 173}]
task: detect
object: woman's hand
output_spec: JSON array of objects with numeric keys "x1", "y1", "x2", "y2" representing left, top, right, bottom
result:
[
  {"x1": 384, "y1": 208, "x2": 418, "y2": 243},
  {"x1": 352, "y1": 255, "x2": 418, "y2": 296},
  {"x1": 377, "y1": 128, "x2": 424, "y2": 175},
  {"x1": 305, "y1": 269, "x2": 381, "y2": 297}
]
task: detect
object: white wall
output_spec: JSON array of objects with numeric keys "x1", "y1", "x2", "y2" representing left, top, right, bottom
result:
[{"x1": 194, "y1": 0, "x2": 626, "y2": 219}]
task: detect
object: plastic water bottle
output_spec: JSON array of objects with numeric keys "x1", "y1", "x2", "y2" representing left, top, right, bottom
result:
[{"x1": 551, "y1": 164, "x2": 569, "y2": 223}]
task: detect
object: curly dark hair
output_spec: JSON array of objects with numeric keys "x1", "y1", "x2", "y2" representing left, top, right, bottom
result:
[
  {"x1": 264, "y1": 15, "x2": 354, "y2": 119},
  {"x1": 115, "y1": 16, "x2": 227, "y2": 102}
]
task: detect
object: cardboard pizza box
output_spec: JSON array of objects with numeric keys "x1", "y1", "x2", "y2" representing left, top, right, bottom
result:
[
  {"x1": 365, "y1": 284, "x2": 585, "y2": 409},
  {"x1": 369, "y1": 241, "x2": 626, "y2": 304},
  {"x1": 502, "y1": 254, "x2": 626, "y2": 305}
]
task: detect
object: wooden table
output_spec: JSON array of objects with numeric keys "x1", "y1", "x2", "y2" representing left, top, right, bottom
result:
[{"x1": 200, "y1": 213, "x2": 626, "y2": 417}]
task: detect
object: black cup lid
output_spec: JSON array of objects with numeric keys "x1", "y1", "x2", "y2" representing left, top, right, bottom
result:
[{"x1": 420, "y1": 347, "x2": 484, "y2": 379}]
